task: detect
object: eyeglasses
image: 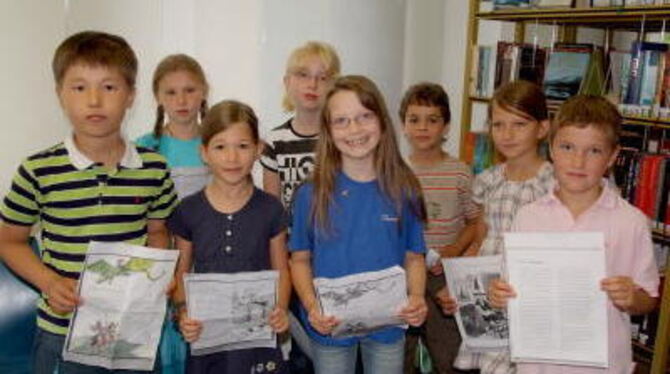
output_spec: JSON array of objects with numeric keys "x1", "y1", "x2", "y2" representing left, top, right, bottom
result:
[
  {"x1": 291, "y1": 69, "x2": 330, "y2": 84},
  {"x1": 330, "y1": 112, "x2": 377, "y2": 129}
]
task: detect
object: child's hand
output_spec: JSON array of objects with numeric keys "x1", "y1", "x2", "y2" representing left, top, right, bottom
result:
[
  {"x1": 488, "y1": 279, "x2": 516, "y2": 309},
  {"x1": 178, "y1": 314, "x2": 203, "y2": 343},
  {"x1": 399, "y1": 294, "x2": 428, "y2": 327},
  {"x1": 307, "y1": 307, "x2": 339, "y2": 335},
  {"x1": 45, "y1": 275, "x2": 79, "y2": 315},
  {"x1": 268, "y1": 306, "x2": 289, "y2": 333},
  {"x1": 435, "y1": 287, "x2": 458, "y2": 315},
  {"x1": 601, "y1": 276, "x2": 636, "y2": 312},
  {"x1": 462, "y1": 243, "x2": 479, "y2": 257},
  {"x1": 165, "y1": 277, "x2": 176, "y2": 297},
  {"x1": 428, "y1": 262, "x2": 444, "y2": 276}
]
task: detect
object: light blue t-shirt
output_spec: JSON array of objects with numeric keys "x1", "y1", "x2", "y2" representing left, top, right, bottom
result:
[
  {"x1": 135, "y1": 133, "x2": 209, "y2": 199},
  {"x1": 135, "y1": 133, "x2": 204, "y2": 168},
  {"x1": 289, "y1": 171, "x2": 426, "y2": 346}
]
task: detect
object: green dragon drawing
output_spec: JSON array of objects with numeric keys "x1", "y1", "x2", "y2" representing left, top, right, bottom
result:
[{"x1": 87, "y1": 257, "x2": 166, "y2": 284}]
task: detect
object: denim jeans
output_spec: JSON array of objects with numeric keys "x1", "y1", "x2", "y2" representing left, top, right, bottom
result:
[
  {"x1": 312, "y1": 336, "x2": 404, "y2": 374},
  {"x1": 33, "y1": 329, "x2": 161, "y2": 374}
]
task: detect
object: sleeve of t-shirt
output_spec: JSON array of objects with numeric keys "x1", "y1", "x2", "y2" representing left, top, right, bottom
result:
[
  {"x1": 134, "y1": 133, "x2": 160, "y2": 150},
  {"x1": 459, "y1": 163, "x2": 480, "y2": 220},
  {"x1": 288, "y1": 184, "x2": 313, "y2": 252},
  {"x1": 268, "y1": 195, "x2": 289, "y2": 238},
  {"x1": 166, "y1": 201, "x2": 192, "y2": 242},
  {"x1": 260, "y1": 135, "x2": 278, "y2": 172},
  {"x1": 148, "y1": 158, "x2": 178, "y2": 220},
  {"x1": 0, "y1": 161, "x2": 41, "y2": 226},
  {"x1": 629, "y1": 213, "x2": 660, "y2": 298},
  {"x1": 402, "y1": 199, "x2": 427, "y2": 254}
]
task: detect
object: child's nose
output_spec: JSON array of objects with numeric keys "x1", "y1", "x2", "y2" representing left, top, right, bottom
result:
[
  {"x1": 571, "y1": 152, "x2": 586, "y2": 168},
  {"x1": 87, "y1": 88, "x2": 102, "y2": 107}
]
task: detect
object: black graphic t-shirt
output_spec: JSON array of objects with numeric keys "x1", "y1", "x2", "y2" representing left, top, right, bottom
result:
[{"x1": 260, "y1": 119, "x2": 318, "y2": 208}]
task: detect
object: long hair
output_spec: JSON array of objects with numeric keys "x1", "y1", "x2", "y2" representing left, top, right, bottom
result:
[
  {"x1": 151, "y1": 54, "x2": 209, "y2": 139},
  {"x1": 311, "y1": 75, "x2": 426, "y2": 230}
]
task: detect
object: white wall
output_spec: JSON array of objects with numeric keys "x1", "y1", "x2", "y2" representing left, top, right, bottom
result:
[{"x1": 0, "y1": 0, "x2": 471, "y2": 194}]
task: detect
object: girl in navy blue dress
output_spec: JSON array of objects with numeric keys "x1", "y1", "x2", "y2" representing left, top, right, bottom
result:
[{"x1": 168, "y1": 100, "x2": 290, "y2": 374}]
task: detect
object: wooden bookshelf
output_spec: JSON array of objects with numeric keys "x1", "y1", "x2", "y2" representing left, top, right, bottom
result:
[{"x1": 460, "y1": 1, "x2": 670, "y2": 372}]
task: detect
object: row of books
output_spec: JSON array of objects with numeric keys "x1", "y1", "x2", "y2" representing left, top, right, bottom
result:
[
  {"x1": 472, "y1": 40, "x2": 670, "y2": 120},
  {"x1": 488, "y1": 0, "x2": 667, "y2": 11},
  {"x1": 463, "y1": 132, "x2": 495, "y2": 175},
  {"x1": 613, "y1": 151, "x2": 670, "y2": 233}
]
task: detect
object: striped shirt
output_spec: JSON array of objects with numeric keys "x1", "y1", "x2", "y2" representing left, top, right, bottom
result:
[
  {"x1": 409, "y1": 156, "x2": 480, "y2": 249},
  {"x1": 0, "y1": 136, "x2": 177, "y2": 335},
  {"x1": 260, "y1": 119, "x2": 318, "y2": 208}
]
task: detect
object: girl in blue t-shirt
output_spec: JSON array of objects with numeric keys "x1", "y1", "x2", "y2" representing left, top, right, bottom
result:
[
  {"x1": 169, "y1": 100, "x2": 290, "y2": 374},
  {"x1": 136, "y1": 54, "x2": 209, "y2": 374},
  {"x1": 289, "y1": 75, "x2": 428, "y2": 374},
  {"x1": 136, "y1": 54, "x2": 210, "y2": 199}
]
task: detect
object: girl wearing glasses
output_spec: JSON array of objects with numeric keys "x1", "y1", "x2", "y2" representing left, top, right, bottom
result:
[{"x1": 289, "y1": 75, "x2": 428, "y2": 374}]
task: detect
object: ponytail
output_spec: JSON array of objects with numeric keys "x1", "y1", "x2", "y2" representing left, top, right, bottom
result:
[{"x1": 153, "y1": 105, "x2": 165, "y2": 139}]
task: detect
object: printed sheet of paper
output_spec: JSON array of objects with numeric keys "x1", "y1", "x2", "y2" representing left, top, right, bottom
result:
[
  {"x1": 504, "y1": 232, "x2": 608, "y2": 368},
  {"x1": 314, "y1": 265, "x2": 408, "y2": 338},
  {"x1": 63, "y1": 242, "x2": 178, "y2": 370},
  {"x1": 443, "y1": 255, "x2": 508, "y2": 351},
  {"x1": 185, "y1": 270, "x2": 278, "y2": 355},
  {"x1": 171, "y1": 166, "x2": 210, "y2": 199}
]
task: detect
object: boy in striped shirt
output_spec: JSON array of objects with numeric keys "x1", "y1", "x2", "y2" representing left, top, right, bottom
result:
[{"x1": 0, "y1": 31, "x2": 177, "y2": 374}]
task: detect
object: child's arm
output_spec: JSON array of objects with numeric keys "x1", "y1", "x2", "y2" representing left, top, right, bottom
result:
[
  {"x1": 399, "y1": 252, "x2": 428, "y2": 326},
  {"x1": 435, "y1": 287, "x2": 458, "y2": 315},
  {"x1": 263, "y1": 169, "x2": 281, "y2": 198},
  {"x1": 0, "y1": 222, "x2": 79, "y2": 314},
  {"x1": 171, "y1": 235, "x2": 203, "y2": 342},
  {"x1": 441, "y1": 216, "x2": 479, "y2": 258},
  {"x1": 268, "y1": 230, "x2": 290, "y2": 333},
  {"x1": 601, "y1": 276, "x2": 658, "y2": 315},
  {"x1": 488, "y1": 278, "x2": 516, "y2": 309},
  {"x1": 289, "y1": 250, "x2": 339, "y2": 334},
  {"x1": 147, "y1": 219, "x2": 170, "y2": 248},
  {"x1": 462, "y1": 214, "x2": 486, "y2": 257}
]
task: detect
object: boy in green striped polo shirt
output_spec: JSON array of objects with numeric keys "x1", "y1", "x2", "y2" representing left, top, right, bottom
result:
[{"x1": 0, "y1": 31, "x2": 177, "y2": 374}]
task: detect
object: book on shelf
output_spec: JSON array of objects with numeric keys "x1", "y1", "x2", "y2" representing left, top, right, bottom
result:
[
  {"x1": 535, "y1": 0, "x2": 573, "y2": 7},
  {"x1": 464, "y1": 132, "x2": 494, "y2": 175},
  {"x1": 493, "y1": 0, "x2": 532, "y2": 9},
  {"x1": 494, "y1": 41, "x2": 546, "y2": 90},
  {"x1": 543, "y1": 44, "x2": 593, "y2": 100},
  {"x1": 471, "y1": 45, "x2": 496, "y2": 98}
]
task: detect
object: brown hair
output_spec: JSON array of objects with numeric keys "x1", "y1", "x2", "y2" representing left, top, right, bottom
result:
[
  {"x1": 311, "y1": 75, "x2": 426, "y2": 230},
  {"x1": 52, "y1": 31, "x2": 137, "y2": 88},
  {"x1": 201, "y1": 100, "x2": 259, "y2": 146},
  {"x1": 399, "y1": 82, "x2": 451, "y2": 123},
  {"x1": 490, "y1": 80, "x2": 548, "y2": 122},
  {"x1": 152, "y1": 54, "x2": 209, "y2": 138},
  {"x1": 551, "y1": 95, "x2": 621, "y2": 148},
  {"x1": 282, "y1": 41, "x2": 341, "y2": 112}
]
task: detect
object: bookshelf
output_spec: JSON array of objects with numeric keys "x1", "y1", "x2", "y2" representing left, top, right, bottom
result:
[{"x1": 460, "y1": 1, "x2": 670, "y2": 373}]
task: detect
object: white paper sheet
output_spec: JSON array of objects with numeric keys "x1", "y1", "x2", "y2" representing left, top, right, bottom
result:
[
  {"x1": 184, "y1": 270, "x2": 278, "y2": 355},
  {"x1": 504, "y1": 232, "x2": 608, "y2": 368},
  {"x1": 443, "y1": 255, "x2": 508, "y2": 351},
  {"x1": 314, "y1": 266, "x2": 408, "y2": 338},
  {"x1": 171, "y1": 166, "x2": 210, "y2": 199},
  {"x1": 63, "y1": 242, "x2": 178, "y2": 370}
]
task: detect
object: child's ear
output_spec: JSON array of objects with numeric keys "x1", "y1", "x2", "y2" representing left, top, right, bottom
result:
[
  {"x1": 537, "y1": 119, "x2": 550, "y2": 140},
  {"x1": 606, "y1": 145, "x2": 620, "y2": 169},
  {"x1": 199, "y1": 144, "x2": 208, "y2": 165},
  {"x1": 256, "y1": 141, "x2": 265, "y2": 159},
  {"x1": 125, "y1": 88, "x2": 136, "y2": 109}
]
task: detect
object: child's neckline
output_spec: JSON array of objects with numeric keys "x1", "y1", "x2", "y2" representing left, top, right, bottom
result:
[
  {"x1": 202, "y1": 184, "x2": 256, "y2": 215},
  {"x1": 502, "y1": 160, "x2": 547, "y2": 182}
]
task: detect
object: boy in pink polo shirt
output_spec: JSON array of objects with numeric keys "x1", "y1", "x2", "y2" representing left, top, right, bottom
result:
[{"x1": 489, "y1": 95, "x2": 659, "y2": 373}]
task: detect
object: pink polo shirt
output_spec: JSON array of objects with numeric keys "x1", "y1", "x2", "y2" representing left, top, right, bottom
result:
[{"x1": 511, "y1": 182, "x2": 660, "y2": 374}]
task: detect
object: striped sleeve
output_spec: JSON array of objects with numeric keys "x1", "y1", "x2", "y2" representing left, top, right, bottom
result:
[
  {"x1": 1, "y1": 161, "x2": 41, "y2": 226},
  {"x1": 148, "y1": 164, "x2": 178, "y2": 220}
]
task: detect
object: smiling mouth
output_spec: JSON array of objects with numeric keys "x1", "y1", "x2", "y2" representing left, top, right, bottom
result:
[
  {"x1": 345, "y1": 137, "x2": 368, "y2": 146},
  {"x1": 86, "y1": 114, "x2": 106, "y2": 122}
]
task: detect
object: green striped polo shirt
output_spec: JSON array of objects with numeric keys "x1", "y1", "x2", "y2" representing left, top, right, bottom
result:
[{"x1": 0, "y1": 136, "x2": 178, "y2": 335}]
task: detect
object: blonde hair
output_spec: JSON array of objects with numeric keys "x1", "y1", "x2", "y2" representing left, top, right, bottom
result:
[
  {"x1": 282, "y1": 41, "x2": 341, "y2": 112},
  {"x1": 311, "y1": 75, "x2": 426, "y2": 231},
  {"x1": 152, "y1": 54, "x2": 209, "y2": 138}
]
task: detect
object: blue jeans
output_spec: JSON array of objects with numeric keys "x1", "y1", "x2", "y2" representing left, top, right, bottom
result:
[
  {"x1": 312, "y1": 337, "x2": 404, "y2": 374},
  {"x1": 33, "y1": 329, "x2": 161, "y2": 374}
]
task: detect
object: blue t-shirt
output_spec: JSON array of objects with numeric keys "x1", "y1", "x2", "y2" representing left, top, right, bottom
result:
[
  {"x1": 135, "y1": 133, "x2": 204, "y2": 168},
  {"x1": 289, "y1": 171, "x2": 426, "y2": 346}
]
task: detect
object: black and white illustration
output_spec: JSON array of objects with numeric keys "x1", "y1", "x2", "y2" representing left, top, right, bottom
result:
[
  {"x1": 184, "y1": 271, "x2": 278, "y2": 355},
  {"x1": 63, "y1": 242, "x2": 179, "y2": 371},
  {"x1": 443, "y1": 255, "x2": 508, "y2": 351},
  {"x1": 314, "y1": 266, "x2": 408, "y2": 338}
]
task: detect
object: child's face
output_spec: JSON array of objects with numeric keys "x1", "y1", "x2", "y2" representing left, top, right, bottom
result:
[
  {"x1": 490, "y1": 104, "x2": 548, "y2": 161},
  {"x1": 402, "y1": 104, "x2": 447, "y2": 153},
  {"x1": 200, "y1": 122, "x2": 260, "y2": 187},
  {"x1": 550, "y1": 125, "x2": 618, "y2": 200},
  {"x1": 328, "y1": 90, "x2": 381, "y2": 165},
  {"x1": 156, "y1": 70, "x2": 206, "y2": 127},
  {"x1": 284, "y1": 55, "x2": 332, "y2": 112},
  {"x1": 57, "y1": 63, "x2": 135, "y2": 140}
]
